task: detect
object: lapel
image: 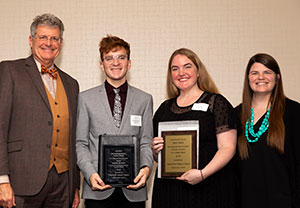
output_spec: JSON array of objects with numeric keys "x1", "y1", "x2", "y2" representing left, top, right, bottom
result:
[
  {"x1": 98, "y1": 84, "x2": 120, "y2": 134},
  {"x1": 58, "y1": 68, "x2": 74, "y2": 132},
  {"x1": 120, "y1": 85, "x2": 135, "y2": 131},
  {"x1": 24, "y1": 55, "x2": 51, "y2": 111}
]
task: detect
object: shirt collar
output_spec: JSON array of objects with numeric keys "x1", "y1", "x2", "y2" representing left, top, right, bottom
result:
[
  {"x1": 33, "y1": 58, "x2": 55, "y2": 73},
  {"x1": 105, "y1": 80, "x2": 128, "y2": 95}
]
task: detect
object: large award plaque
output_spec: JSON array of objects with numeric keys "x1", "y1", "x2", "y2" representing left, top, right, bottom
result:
[
  {"x1": 98, "y1": 135, "x2": 140, "y2": 187},
  {"x1": 158, "y1": 121, "x2": 199, "y2": 178}
]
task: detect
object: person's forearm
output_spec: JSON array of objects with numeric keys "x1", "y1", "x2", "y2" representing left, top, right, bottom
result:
[
  {"x1": 201, "y1": 147, "x2": 235, "y2": 179},
  {"x1": 153, "y1": 153, "x2": 158, "y2": 162}
]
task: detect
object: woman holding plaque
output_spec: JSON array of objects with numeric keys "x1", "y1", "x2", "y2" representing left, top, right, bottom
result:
[
  {"x1": 235, "y1": 53, "x2": 300, "y2": 208},
  {"x1": 151, "y1": 48, "x2": 237, "y2": 208}
]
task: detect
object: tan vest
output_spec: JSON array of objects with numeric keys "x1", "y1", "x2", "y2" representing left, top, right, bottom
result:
[{"x1": 45, "y1": 74, "x2": 70, "y2": 173}]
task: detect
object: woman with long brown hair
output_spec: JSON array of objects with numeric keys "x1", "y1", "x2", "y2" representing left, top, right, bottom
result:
[
  {"x1": 152, "y1": 48, "x2": 237, "y2": 207},
  {"x1": 236, "y1": 53, "x2": 300, "y2": 208}
]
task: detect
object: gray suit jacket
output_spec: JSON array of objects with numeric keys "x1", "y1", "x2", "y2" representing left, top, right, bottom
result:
[
  {"x1": 76, "y1": 83, "x2": 153, "y2": 202},
  {"x1": 0, "y1": 56, "x2": 80, "y2": 203}
]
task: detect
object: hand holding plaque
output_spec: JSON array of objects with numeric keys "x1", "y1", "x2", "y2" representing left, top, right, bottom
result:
[
  {"x1": 89, "y1": 172, "x2": 112, "y2": 191},
  {"x1": 158, "y1": 121, "x2": 199, "y2": 178}
]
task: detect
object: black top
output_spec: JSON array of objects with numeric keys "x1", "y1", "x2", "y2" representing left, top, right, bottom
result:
[
  {"x1": 152, "y1": 92, "x2": 237, "y2": 208},
  {"x1": 235, "y1": 98, "x2": 300, "y2": 208}
]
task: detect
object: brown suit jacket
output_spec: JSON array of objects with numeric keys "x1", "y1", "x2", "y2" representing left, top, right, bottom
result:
[{"x1": 0, "y1": 55, "x2": 80, "y2": 203}]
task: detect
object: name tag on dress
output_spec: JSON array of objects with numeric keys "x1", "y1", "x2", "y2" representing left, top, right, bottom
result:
[
  {"x1": 192, "y1": 103, "x2": 209, "y2": 112},
  {"x1": 130, "y1": 115, "x2": 142, "y2": 126}
]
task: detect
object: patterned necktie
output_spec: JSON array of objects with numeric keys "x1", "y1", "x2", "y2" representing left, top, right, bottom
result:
[
  {"x1": 113, "y1": 88, "x2": 122, "y2": 128},
  {"x1": 41, "y1": 65, "x2": 58, "y2": 79}
]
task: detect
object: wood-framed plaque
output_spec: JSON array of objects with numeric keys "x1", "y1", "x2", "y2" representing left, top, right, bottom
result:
[
  {"x1": 98, "y1": 135, "x2": 140, "y2": 187},
  {"x1": 158, "y1": 120, "x2": 199, "y2": 178}
]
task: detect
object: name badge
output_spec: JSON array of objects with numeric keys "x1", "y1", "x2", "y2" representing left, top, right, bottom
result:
[
  {"x1": 192, "y1": 103, "x2": 209, "y2": 112},
  {"x1": 130, "y1": 115, "x2": 142, "y2": 126}
]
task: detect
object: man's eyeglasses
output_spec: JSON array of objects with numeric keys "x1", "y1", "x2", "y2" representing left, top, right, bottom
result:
[
  {"x1": 35, "y1": 35, "x2": 62, "y2": 43},
  {"x1": 103, "y1": 55, "x2": 128, "y2": 63}
]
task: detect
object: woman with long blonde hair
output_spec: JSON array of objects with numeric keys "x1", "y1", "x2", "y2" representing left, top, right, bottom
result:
[{"x1": 152, "y1": 48, "x2": 237, "y2": 208}]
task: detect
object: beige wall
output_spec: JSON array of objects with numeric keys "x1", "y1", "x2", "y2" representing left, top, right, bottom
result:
[{"x1": 1, "y1": 0, "x2": 299, "y2": 207}]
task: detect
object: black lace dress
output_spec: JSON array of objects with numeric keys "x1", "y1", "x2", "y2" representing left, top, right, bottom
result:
[{"x1": 152, "y1": 92, "x2": 237, "y2": 208}]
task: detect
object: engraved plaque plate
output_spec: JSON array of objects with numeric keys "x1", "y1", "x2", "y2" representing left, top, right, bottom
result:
[
  {"x1": 161, "y1": 131, "x2": 197, "y2": 177},
  {"x1": 158, "y1": 120, "x2": 199, "y2": 178},
  {"x1": 98, "y1": 135, "x2": 140, "y2": 186}
]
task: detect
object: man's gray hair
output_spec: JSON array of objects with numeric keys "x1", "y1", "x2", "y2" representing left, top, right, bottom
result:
[{"x1": 30, "y1": 13, "x2": 64, "y2": 38}]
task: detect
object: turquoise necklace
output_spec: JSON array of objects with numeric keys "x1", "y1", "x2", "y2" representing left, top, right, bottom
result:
[{"x1": 245, "y1": 107, "x2": 270, "y2": 143}]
